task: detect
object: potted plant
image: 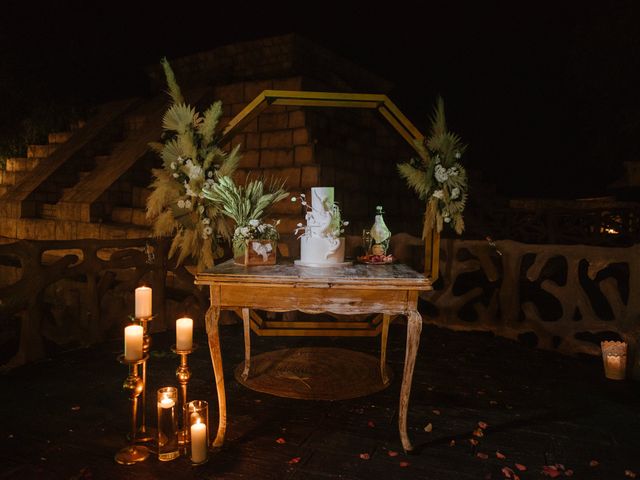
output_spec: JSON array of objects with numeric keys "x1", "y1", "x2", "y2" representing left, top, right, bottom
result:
[{"x1": 203, "y1": 176, "x2": 288, "y2": 265}]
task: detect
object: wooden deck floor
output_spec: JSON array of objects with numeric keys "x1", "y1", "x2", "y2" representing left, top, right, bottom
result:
[{"x1": 1, "y1": 321, "x2": 639, "y2": 480}]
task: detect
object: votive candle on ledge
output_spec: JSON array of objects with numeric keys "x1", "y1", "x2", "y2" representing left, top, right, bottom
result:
[
  {"x1": 124, "y1": 324, "x2": 143, "y2": 361},
  {"x1": 601, "y1": 340, "x2": 627, "y2": 380},
  {"x1": 135, "y1": 286, "x2": 152, "y2": 318},
  {"x1": 176, "y1": 317, "x2": 193, "y2": 351}
]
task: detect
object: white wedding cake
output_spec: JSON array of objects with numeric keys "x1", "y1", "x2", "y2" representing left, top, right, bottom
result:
[{"x1": 294, "y1": 187, "x2": 349, "y2": 267}]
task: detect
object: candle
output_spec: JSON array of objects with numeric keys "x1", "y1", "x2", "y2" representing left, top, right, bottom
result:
[
  {"x1": 190, "y1": 418, "x2": 207, "y2": 463},
  {"x1": 606, "y1": 355, "x2": 622, "y2": 371},
  {"x1": 135, "y1": 286, "x2": 152, "y2": 318},
  {"x1": 124, "y1": 324, "x2": 143, "y2": 361},
  {"x1": 159, "y1": 396, "x2": 175, "y2": 409},
  {"x1": 176, "y1": 317, "x2": 193, "y2": 351}
]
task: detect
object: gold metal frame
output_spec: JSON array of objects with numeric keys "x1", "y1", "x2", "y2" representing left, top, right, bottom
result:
[{"x1": 221, "y1": 90, "x2": 440, "y2": 279}]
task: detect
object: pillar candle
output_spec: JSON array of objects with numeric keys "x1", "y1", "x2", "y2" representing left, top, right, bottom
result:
[
  {"x1": 190, "y1": 418, "x2": 207, "y2": 463},
  {"x1": 176, "y1": 317, "x2": 193, "y2": 351},
  {"x1": 135, "y1": 286, "x2": 152, "y2": 318},
  {"x1": 124, "y1": 324, "x2": 143, "y2": 361}
]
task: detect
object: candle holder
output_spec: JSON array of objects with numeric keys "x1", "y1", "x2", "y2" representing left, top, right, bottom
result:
[
  {"x1": 157, "y1": 386, "x2": 180, "y2": 461},
  {"x1": 171, "y1": 343, "x2": 198, "y2": 446},
  {"x1": 187, "y1": 400, "x2": 209, "y2": 465},
  {"x1": 115, "y1": 354, "x2": 150, "y2": 465},
  {"x1": 134, "y1": 315, "x2": 155, "y2": 442},
  {"x1": 601, "y1": 340, "x2": 627, "y2": 380}
]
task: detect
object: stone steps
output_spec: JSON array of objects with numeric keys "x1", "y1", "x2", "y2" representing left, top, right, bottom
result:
[
  {"x1": 27, "y1": 144, "x2": 58, "y2": 159},
  {"x1": 132, "y1": 186, "x2": 151, "y2": 209},
  {"x1": 0, "y1": 217, "x2": 150, "y2": 241},
  {"x1": 48, "y1": 131, "x2": 73, "y2": 144},
  {"x1": 111, "y1": 207, "x2": 151, "y2": 226},
  {"x1": 4, "y1": 157, "x2": 38, "y2": 172},
  {"x1": 40, "y1": 203, "x2": 58, "y2": 220},
  {"x1": 0, "y1": 170, "x2": 28, "y2": 186}
]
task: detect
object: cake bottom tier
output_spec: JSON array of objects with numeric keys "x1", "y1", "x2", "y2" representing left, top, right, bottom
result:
[{"x1": 299, "y1": 235, "x2": 346, "y2": 264}]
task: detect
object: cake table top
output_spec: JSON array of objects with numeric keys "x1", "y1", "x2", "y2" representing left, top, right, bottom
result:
[{"x1": 195, "y1": 259, "x2": 431, "y2": 290}]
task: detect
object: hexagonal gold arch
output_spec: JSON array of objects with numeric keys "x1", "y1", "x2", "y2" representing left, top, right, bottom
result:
[{"x1": 221, "y1": 90, "x2": 440, "y2": 279}]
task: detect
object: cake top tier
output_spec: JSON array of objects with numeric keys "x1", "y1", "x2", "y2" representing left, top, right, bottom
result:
[{"x1": 311, "y1": 187, "x2": 334, "y2": 211}]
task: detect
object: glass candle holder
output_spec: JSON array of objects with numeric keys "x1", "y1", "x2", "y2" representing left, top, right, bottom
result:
[
  {"x1": 157, "y1": 387, "x2": 180, "y2": 461},
  {"x1": 601, "y1": 341, "x2": 627, "y2": 380},
  {"x1": 187, "y1": 400, "x2": 209, "y2": 465}
]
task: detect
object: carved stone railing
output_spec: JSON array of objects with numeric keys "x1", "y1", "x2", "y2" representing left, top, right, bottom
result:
[
  {"x1": 0, "y1": 237, "x2": 207, "y2": 371},
  {"x1": 414, "y1": 238, "x2": 640, "y2": 359}
]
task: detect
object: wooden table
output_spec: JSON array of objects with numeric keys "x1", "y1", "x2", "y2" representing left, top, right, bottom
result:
[{"x1": 195, "y1": 259, "x2": 432, "y2": 452}]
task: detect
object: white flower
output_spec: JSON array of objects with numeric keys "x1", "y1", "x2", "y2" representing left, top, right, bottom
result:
[
  {"x1": 451, "y1": 187, "x2": 460, "y2": 200},
  {"x1": 257, "y1": 224, "x2": 266, "y2": 233},
  {"x1": 185, "y1": 162, "x2": 203, "y2": 180},
  {"x1": 342, "y1": 221, "x2": 349, "y2": 226},
  {"x1": 444, "y1": 216, "x2": 451, "y2": 223},
  {"x1": 172, "y1": 173, "x2": 179, "y2": 178},
  {"x1": 455, "y1": 151, "x2": 461, "y2": 159},
  {"x1": 296, "y1": 223, "x2": 303, "y2": 227},
  {"x1": 204, "y1": 226, "x2": 213, "y2": 235},
  {"x1": 207, "y1": 171, "x2": 213, "y2": 178},
  {"x1": 447, "y1": 167, "x2": 459, "y2": 177},
  {"x1": 291, "y1": 197, "x2": 297, "y2": 202},
  {"x1": 184, "y1": 199, "x2": 192, "y2": 209},
  {"x1": 240, "y1": 226, "x2": 250, "y2": 236},
  {"x1": 249, "y1": 219, "x2": 260, "y2": 227},
  {"x1": 434, "y1": 164, "x2": 449, "y2": 183},
  {"x1": 202, "y1": 217, "x2": 210, "y2": 225},
  {"x1": 177, "y1": 199, "x2": 185, "y2": 209},
  {"x1": 170, "y1": 162, "x2": 176, "y2": 170},
  {"x1": 185, "y1": 184, "x2": 197, "y2": 197},
  {"x1": 432, "y1": 190, "x2": 444, "y2": 199}
]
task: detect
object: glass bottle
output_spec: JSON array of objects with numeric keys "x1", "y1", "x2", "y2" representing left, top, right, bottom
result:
[{"x1": 370, "y1": 206, "x2": 391, "y2": 256}]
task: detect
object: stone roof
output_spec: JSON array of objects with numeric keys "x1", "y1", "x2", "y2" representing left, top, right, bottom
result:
[{"x1": 146, "y1": 34, "x2": 392, "y2": 93}]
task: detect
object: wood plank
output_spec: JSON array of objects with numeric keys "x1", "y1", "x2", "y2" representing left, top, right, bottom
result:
[
  {"x1": 249, "y1": 325, "x2": 383, "y2": 337},
  {"x1": 219, "y1": 284, "x2": 409, "y2": 313}
]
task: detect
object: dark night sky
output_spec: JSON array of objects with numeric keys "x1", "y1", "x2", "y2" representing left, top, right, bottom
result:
[{"x1": 1, "y1": 1, "x2": 639, "y2": 199}]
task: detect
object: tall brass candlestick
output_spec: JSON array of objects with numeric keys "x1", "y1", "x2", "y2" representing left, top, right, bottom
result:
[
  {"x1": 171, "y1": 343, "x2": 197, "y2": 446},
  {"x1": 134, "y1": 315, "x2": 154, "y2": 442},
  {"x1": 115, "y1": 354, "x2": 150, "y2": 465}
]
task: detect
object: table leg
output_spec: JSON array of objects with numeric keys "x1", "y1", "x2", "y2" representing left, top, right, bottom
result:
[
  {"x1": 205, "y1": 305, "x2": 226, "y2": 448},
  {"x1": 380, "y1": 314, "x2": 391, "y2": 385},
  {"x1": 399, "y1": 310, "x2": 422, "y2": 453},
  {"x1": 241, "y1": 308, "x2": 251, "y2": 380}
]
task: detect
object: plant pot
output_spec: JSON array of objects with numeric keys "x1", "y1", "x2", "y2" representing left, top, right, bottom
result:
[{"x1": 234, "y1": 239, "x2": 277, "y2": 266}]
